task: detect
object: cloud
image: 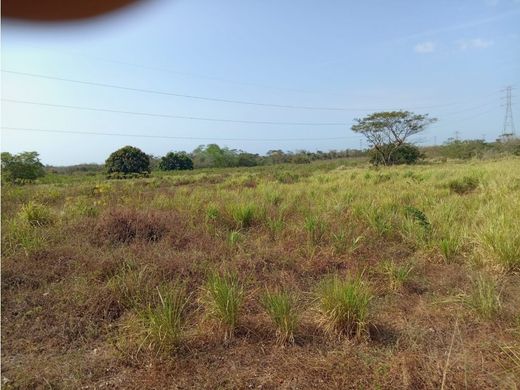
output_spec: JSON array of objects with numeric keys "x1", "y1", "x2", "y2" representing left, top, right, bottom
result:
[
  {"x1": 484, "y1": 0, "x2": 500, "y2": 6},
  {"x1": 456, "y1": 38, "x2": 494, "y2": 50},
  {"x1": 414, "y1": 41, "x2": 436, "y2": 53}
]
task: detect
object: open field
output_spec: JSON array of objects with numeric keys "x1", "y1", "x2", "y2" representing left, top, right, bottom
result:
[{"x1": 2, "y1": 157, "x2": 520, "y2": 389}]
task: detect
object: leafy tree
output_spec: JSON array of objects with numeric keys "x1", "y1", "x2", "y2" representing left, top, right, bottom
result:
[
  {"x1": 369, "y1": 143, "x2": 424, "y2": 165},
  {"x1": 105, "y1": 146, "x2": 150, "y2": 175},
  {"x1": 159, "y1": 152, "x2": 194, "y2": 171},
  {"x1": 1, "y1": 151, "x2": 45, "y2": 183},
  {"x1": 352, "y1": 111, "x2": 436, "y2": 166}
]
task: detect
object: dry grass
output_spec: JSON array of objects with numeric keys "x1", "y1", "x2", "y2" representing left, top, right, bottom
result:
[{"x1": 2, "y1": 157, "x2": 520, "y2": 388}]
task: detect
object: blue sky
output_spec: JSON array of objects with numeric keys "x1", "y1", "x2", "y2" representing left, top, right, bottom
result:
[{"x1": 1, "y1": 0, "x2": 519, "y2": 165}]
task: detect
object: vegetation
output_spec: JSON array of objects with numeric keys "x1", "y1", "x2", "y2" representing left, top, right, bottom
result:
[
  {"x1": 351, "y1": 111, "x2": 436, "y2": 166},
  {"x1": 1, "y1": 151, "x2": 45, "y2": 183},
  {"x1": 105, "y1": 145, "x2": 151, "y2": 177},
  {"x1": 261, "y1": 290, "x2": 298, "y2": 344},
  {"x1": 2, "y1": 156, "x2": 520, "y2": 388},
  {"x1": 315, "y1": 275, "x2": 373, "y2": 338},
  {"x1": 159, "y1": 151, "x2": 194, "y2": 171}
]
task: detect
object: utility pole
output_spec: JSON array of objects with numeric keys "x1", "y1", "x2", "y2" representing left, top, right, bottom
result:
[
  {"x1": 455, "y1": 131, "x2": 460, "y2": 141},
  {"x1": 500, "y1": 85, "x2": 516, "y2": 140}
]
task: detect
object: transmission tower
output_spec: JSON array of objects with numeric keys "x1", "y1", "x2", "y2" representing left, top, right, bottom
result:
[{"x1": 500, "y1": 85, "x2": 516, "y2": 140}]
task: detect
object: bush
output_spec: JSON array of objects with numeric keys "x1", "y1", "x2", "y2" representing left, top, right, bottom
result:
[
  {"x1": 316, "y1": 275, "x2": 372, "y2": 338},
  {"x1": 159, "y1": 152, "x2": 194, "y2": 171},
  {"x1": 369, "y1": 144, "x2": 424, "y2": 166},
  {"x1": 105, "y1": 146, "x2": 150, "y2": 176},
  {"x1": 1, "y1": 151, "x2": 45, "y2": 183}
]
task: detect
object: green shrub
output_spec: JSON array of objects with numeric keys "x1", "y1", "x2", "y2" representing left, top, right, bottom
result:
[
  {"x1": 261, "y1": 290, "x2": 298, "y2": 344},
  {"x1": 369, "y1": 144, "x2": 424, "y2": 166},
  {"x1": 316, "y1": 275, "x2": 372, "y2": 338},
  {"x1": 202, "y1": 272, "x2": 244, "y2": 340}
]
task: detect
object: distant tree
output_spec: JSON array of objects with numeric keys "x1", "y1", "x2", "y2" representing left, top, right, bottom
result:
[
  {"x1": 369, "y1": 143, "x2": 424, "y2": 165},
  {"x1": 192, "y1": 144, "x2": 238, "y2": 168},
  {"x1": 105, "y1": 146, "x2": 150, "y2": 175},
  {"x1": 352, "y1": 111, "x2": 436, "y2": 166},
  {"x1": 1, "y1": 151, "x2": 45, "y2": 183},
  {"x1": 440, "y1": 139, "x2": 491, "y2": 160},
  {"x1": 159, "y1": 152, "x2": 194, "y2": 171},
  {"x1": 237, "y1": 152, "x2": 260, "y2": 167}
]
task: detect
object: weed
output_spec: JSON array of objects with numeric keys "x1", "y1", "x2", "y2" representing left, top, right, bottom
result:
[
  {"x1": 479, "y1": 216, "x2": 520, "y2": 272},
  {"x1": 315, "y1": 275, "x2": 372, "y2": 338},
  {"x1": 202, "y1": 272, "x2": 244, "y2": 340},
  {"x1": 261, "y1": 289, "x2": 298, "y2": 344},
  {"x1": 404, "y1": 206, "x2": 431, "y2": 231}
]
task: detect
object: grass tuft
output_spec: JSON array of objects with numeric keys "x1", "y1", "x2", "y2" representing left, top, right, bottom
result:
[
  {"x1": 18, "y1": 201, "x2": 55, "y2": 227},
  {"x1": 464, "y1": 274, "x2": 501, "y2": 320},
  {"x1": 315, "y1": 275, "x2": 372, "y2": 338},
  {"x1": 261, "y1": 289, "x2": 298, "y2": 344},
  {"x1": 202, "y1": 272, "x2": 244, "y2": 340}
]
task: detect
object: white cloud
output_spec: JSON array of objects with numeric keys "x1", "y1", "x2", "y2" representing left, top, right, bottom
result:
[
  {"x1": 414, "y1": 41, "x2": 436, "y2": 53},
  {"x1": 484, "y1": 0, "x2": 500, "y2": 6},
  {"x1": 456, "y1": 38, "x2": 494, "y2": 50}
]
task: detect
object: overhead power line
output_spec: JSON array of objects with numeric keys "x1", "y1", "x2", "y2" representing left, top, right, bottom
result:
[
  {"x1": 1, "y1": 126, "x2": 360, "y2": 142},
  {"x1": 1, "y1": 69, "x2": 474, "y2": 112},
  {"x1": 1, "y1": 98, "x2": 346, "y2": 126}
]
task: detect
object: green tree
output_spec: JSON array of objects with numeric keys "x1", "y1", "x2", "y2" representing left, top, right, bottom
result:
[
  {"x1": 1, "y1": 151, "x2": 45, "y2": 183},
  {"x1": 105, "y1": 146, "x2": 150, "y2": 175},
  {"x1": 352, "y1": 111, "x2": 436, "y2": 166},
  {"x1": 159, "y1": 152, "x2": 194, "y2": 171}
]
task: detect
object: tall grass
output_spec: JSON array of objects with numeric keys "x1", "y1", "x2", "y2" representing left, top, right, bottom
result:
[
  {"x1": 18, "y1": 201, "x2": 55, "y2": 226},
  {"x1": 479, "y1": 216, "x2": 520, "y2": 272},
  {"x1": 202, "y1": 272, "x2": 244, "y2": 340},
  {"x1": 464, "y1": 274, "x2": 501, "y2": 320},
  {"x1": 230, "y1": 204, "x2": 256, "y2": 229},
  {"x1": 139, "y1": 285, "x2": 189, "y2": 355},
  {"x1": 261, "y1": 290, "x2": 298, "y2": 344},
  {"x1": 315, "y1": 275, "x2": 372, "y2": 338}
]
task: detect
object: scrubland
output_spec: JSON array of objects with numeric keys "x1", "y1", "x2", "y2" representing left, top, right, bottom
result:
[{"x1": 2, "y1": 157, "x2": 520, "y2": 389}]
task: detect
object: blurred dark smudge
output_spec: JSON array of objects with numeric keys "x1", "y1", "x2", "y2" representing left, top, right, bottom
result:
[{"x1": 2, "y1": 0, "x2": 148, "y2": 22}]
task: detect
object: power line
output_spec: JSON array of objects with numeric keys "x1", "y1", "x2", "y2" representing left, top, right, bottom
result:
[
  {"x1": 1, "y1": 126, "x2": 361, "y2": 142},
  {"x1": 1, "y1": 98, "x2": 346, "y2": 126},
  {"x1": 1, "y1": 69, "x2": 480, "y2": 112}
]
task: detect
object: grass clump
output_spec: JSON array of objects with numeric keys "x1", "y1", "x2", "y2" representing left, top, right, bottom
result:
[
  {"x1": 448, "y1": 176, "x2": 479, "y2": 195},
  {"x1": 261, "y1": 290, "x2": 298, "y2": 344},
  {"x1": 479, "y1": 216, "x2": 520, "y2": 272},
  {"x1": 380, "y1": 260, "x2": 414, "y2": 291},
  {"x1": 230, "y1": 204, "x2": 256, "y2": 229},
  {"x1": 439, "y1": 236, "x2": 461, "y2": 263},
  {"x1": 304, "y1": 215, "x2": 327, "y2": 244},
  {"x1": 202, "y1": 272, "x2": 244, "y2": 340},
  {"x1": 464, "y1": 274, "x2": 501, "y2": 320},
  {"x1": 139, "y1": 284, "x2": 189, "y2": 355},
  {"x1": 315, "y1": 275, "x2": 372, "y2": 338},
  {"x1": 18, "y1": 201, "x2": 54, "y2": 226}
]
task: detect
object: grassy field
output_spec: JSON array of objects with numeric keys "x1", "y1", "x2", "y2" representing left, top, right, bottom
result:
[{"x1": 2, "y1": 157, "x2": 520, "y2": 389}]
